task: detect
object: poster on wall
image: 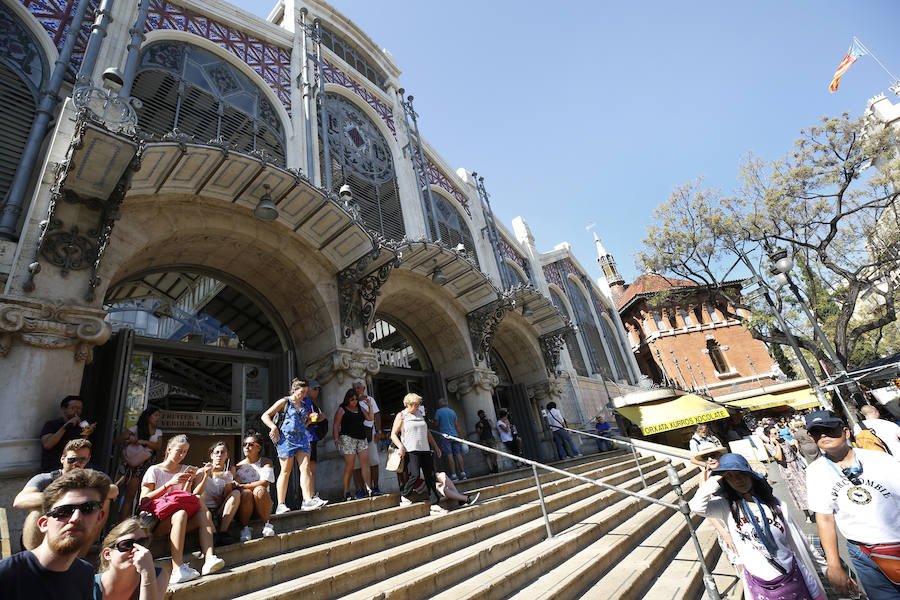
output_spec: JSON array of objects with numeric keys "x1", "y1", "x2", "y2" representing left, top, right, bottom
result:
[{"x1": 244, "y1": 365, "x2": 268, "y2": 412}]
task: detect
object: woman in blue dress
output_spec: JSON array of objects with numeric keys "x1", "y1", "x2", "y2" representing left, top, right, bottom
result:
[{"x1": 262, "y1": 378, "x2": 327, "y2": 513}]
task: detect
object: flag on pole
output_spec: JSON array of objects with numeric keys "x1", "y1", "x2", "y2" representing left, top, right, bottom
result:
[{"x1": 829, "y1": 39, "x2": 867, "y2": 93}]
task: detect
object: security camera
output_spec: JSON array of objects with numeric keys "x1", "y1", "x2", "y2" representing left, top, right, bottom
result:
[{"x1": 101, "y1": 67, "x2": 124, "y2": 92}]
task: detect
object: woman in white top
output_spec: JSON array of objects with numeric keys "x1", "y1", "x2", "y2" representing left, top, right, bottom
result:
[
  {"x1": 115, "y1": 406, "x2": 163, "y2": 521},
  {"x1": 94, "y1": 517, "x2": 168, "y2": 600},
  {"x1": 140, "y1": 435, "x2": 224, "y2": 584},
  {"x1": 234, "y1": 432, "x2": 276, "y2": 541},
  {"x1": 689, "y1": 453, "x2": 825, "y2": 600},
  {"x1": 390, "y1": 393, "x2": 442, "y2": 506},
  {"x1": 193, "y1": 441, "x2": 240, "y2": 547}
]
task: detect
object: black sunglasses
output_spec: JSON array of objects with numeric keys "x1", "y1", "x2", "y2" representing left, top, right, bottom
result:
[
  {"x1": 66, "y1": 456, "x2": 89, "y2": 465},
  {"x1": 113, "y1": 536, "x2": 150, "y2": 553},
  {"x1": 242, "y1": 441, "x2": 258, "y2": 447},
  {"x1": 46, "y1": 500, "x2": 102, "y2": 520},
  {"x1": 809, "y1": 426, "x2": 845, "y2": 439}
]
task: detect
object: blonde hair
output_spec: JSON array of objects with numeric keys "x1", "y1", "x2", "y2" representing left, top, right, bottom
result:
[
  {"x1": 98, "y1": 517, "x2": 148, "y2": 572},
  {"x1": 403, "y1": 393, "x2": 423, "y2": 407}
]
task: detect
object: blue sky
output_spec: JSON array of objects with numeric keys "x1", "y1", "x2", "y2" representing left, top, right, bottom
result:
[{"x1": 234, "y1": 0, "x2": 900, "y2": 284}]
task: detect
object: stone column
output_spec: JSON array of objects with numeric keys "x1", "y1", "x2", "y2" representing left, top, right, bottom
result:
[
  {"x1": 446, "y1": 367, "x2": 499, "y2": 434},
  {"x1": 303, "y1": 346, "x2": 379, "y2": 420},
  {"x1": 0, "y1": 296, "x2": 111, "y2": 474}
]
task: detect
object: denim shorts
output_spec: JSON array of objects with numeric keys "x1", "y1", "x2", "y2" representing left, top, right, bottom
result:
[{"x1": 438, "y1": 436, "x2": 463, "y2": 455}]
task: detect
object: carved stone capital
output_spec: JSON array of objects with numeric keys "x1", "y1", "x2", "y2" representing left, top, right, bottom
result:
[
  {"x1": 527, "y1": 377, "x2": 567, "y2": 403},
  {"x1": 0, "y1": 296, "x2": 111, "y2": 362},
  {"x1": 303, "y1": 347, "x2": 379, "y2": 386},
  {"x1": 446, "y1": 368, "x2": 499, "y2": 397}
]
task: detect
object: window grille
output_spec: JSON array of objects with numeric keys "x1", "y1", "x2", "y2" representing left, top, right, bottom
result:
[
  {"x1": 706, "y1": 338, "x2": 729, "y2": 373},
  {"x1": 0, "y1": 7, "x2": 45, "y2": 203},
  {"x1": 425, "y1": 193, "x2": 479, "y2": 267},
  {"x1": 319, "y1": 93, "x2": 404, "y2": 240},
  {"x1": 132, "y1": 42, "x2": 286, "y2": 166},
  {"x1": 549, "y1": 289, "x2": 588, "y2": 377},
  {"x1": 600, "y1": 317, "x2": 628, "y2": 381},
  {"x1": 320, "y1": 25, "x2": 388, "y2": 90},
  {"x1": 565, "y1": 279, "x2": 613, "y2": 380}
]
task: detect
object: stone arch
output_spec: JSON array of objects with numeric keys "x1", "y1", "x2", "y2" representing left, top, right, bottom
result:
[
  {"x1": 600, "y1": 312, "x2": 629, "y2": 382},
  {"x1": 426, "y1": 187, "x2": 480, "y2": 266},
  {"x1": 505, "y1": 259, "x2": 529, "y2": 286},
  {"x1": 492, "y1": 312, "x2": 546, "y2": 385},
  {"x1": 98, "y1": 195, "x2": 340, "y2": 361},
  {"x1": 1, "y1": 1, "x2": 58, "y2": 73},
  {"x1": 548, "y1": 284, "x2": 589, "y2": 377},
  {"x1": 565, "y1": 273, "x2": 614, "y2": 380},
  {"x1": 374, "y1": 269, "x2": 473, "y2": 376}
]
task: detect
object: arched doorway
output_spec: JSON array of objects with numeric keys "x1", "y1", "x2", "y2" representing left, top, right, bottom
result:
[{"x1": 81, "y1": 268, "x2": 295, "y2": 472}]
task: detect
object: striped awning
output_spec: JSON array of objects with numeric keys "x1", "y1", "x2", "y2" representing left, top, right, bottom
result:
[{"x1": 616, "y1": 394, "x2": 730, "y2": 435}]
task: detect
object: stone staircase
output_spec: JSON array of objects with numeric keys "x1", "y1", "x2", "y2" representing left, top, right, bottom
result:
[{"x1": 159, "y1": 451, "x2": 741, "y2": 599}]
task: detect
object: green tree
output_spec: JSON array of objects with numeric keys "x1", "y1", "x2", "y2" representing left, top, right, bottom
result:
[{"x1": 638, "y1": 113, "x2": 900, "y2": 371}]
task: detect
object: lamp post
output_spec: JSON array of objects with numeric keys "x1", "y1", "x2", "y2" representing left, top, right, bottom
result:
[
  {"x1": 737, "y1": 249, "x2": 833, "y2": 411},
  {"x1": 767, "y1": 246, "x2": 860, "y2": 428}
]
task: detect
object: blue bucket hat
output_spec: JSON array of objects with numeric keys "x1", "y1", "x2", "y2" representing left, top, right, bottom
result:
[{"x1": 711, "y1": 453, "x2": 765, "y2": 480}]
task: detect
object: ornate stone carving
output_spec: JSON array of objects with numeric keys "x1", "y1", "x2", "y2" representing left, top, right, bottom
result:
[
  {"x1": 539, "y1": 329, "x2": 568, "y2": 377},
  {"x1": 0, "y1": 296, "x2": 111, "y2": 362},
  {"x1": 303, "y1": 347, "x2": 379, "y2": 386},
  {"x1": 466, "y1": 296, "x2": 513, "y2": 361},
  {"x1": 337, "y1": 246, "x2": 401, "y2": 344},
  {"x1": 527, "y1": 377, "x2": 567, "y2": 403},
  {"x1": 446, "y1": 368, "x2": 499, "y2": 397}
]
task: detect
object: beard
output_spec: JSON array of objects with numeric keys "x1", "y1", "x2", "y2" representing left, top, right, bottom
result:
[{"x1": 47, "y1": 527, "x2": 87, "y2": 555}]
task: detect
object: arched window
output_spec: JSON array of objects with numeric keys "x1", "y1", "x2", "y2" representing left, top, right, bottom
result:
[
  {"x1": 320, "y1": 93, "x2": 404, "y2": 240},
  {"x1": 549, "y1": 288, "x2": 588, "y2": 377},
  {"x1": 706, "y1": 338, "x2": 729, "y2": 374},
  {"x1": 319, "y1": 24, "x2": 388, "y2": 90},
  {"x1": 565, "y1": 278, "x2": 613, "y2": 380},
  {"x1": 600, "y1": 315, "x2": 629, "y2": 382},
  {"x1": 428, "y1": 193, "x2": 479, "y2": 266},
  {"x1": 131, "y1": 42, "x2": 286, "y2": 166},
  {"x1": 0, "y1": 6, "x2": 47, "y2": 201}
]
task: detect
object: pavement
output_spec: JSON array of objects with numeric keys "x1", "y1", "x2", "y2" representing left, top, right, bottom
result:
[{"x1": 761, "y1": 461, "x2": 863, "y2": 599}]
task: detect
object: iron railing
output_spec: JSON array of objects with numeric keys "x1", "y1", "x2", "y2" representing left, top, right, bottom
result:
[{"x1": 431, "y1": 430, "x2": 722, "y2": 600}]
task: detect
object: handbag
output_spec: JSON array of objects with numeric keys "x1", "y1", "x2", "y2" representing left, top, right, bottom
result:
[
  {"x1": 385, "y1": 445, "x2": 404, "y2": 472},
  {"x1": 272, "y1": 396, "x2": 290, "y2": 428},
  {"x1": 122, "y1": 443, "x2": 153, "y2": 467},
  {"x1": 138, "y1": 489, "x2": 201, "y2": 521},
  {"x1": 857, "y1": 541, "x2": 900, "y2": 584}
]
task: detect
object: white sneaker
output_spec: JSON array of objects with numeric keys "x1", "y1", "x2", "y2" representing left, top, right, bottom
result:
[
  {"x1": 170, "y1": 563, "x2": 200, "y2": 584},
  {"x1": 239, "y1": 525, "x2": 252, "y2": 542},
  {"x1": 275, "y1": 503, "x2": 290, "y2": 514},
  {"x1": 466, "y1": 491, "x2": 480, "y2": 506},
  {"x1": 201, "y1": 555, "x2": 225, "y2": 576},
  {"x1": 399, "y1": 496, "x2": 413, "y2": 506},
  {"x1": 430, "y1": 503, "x2": 448, "y2": 514},
  {"x1": 301, "y1": 500, "x2": 318, "y2": 511},
  {"x1": 262, "y1": 522, "x2": 276, "y2": 537},
  {"x1": 312, "y1": 496, "x2": 329, "y2": 508}
]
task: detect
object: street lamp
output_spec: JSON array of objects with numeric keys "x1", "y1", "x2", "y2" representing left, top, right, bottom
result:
[{"x1": 766, "y1": 245, "x2": 859, "y2": 428}]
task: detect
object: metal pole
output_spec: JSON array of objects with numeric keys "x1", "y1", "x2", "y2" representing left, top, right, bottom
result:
[
  {"x1": 666, "y1": 461, "x2": 722, "y2": 600},
  {"x1": 76, "y1": 0, "x2": 115, "y2": 87},
  {"x1": 738, "y1": 250, "x2": 832, "y2": 411},
  {"x1": 404, "y1": 94, "x2": 441, "y2": 243},
  {"x1": 119, "y1": 0, "x2": 151, "y2": 98},
  {"x1": 0, "y1": 0, "x2": 93, "y2": 240},
  {"x1": 313, "y1": 19, "x2": 332, "y2": 191},
  {"x1": 477, "y1": 174, "x2": 511, "y2": 289},
  {"x1": 670, "y1": 351, "x2": 688, "y2": 389},
  {"x1": 630, "y1": 443, "x2": 647, "y2": 488},
  {"x1": 298, "y1": 9, "x2": 315, "y2": 179},
  {"x1": 532, "y1": 464, "x2": 553, "y2": 539},
  {"x1": 398, "y1": 90, "x2": 433, "y2": 240}
]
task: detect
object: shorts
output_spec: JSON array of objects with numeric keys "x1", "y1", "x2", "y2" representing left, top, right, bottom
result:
[
  {"x1": 309, "y1": 440, "x2": 318, "y2": 462},
  {"x1": 355, "y1": 435, "x2": 380, "y2": 468},
  {"x1": 479, "y1": 439, "x2": 496, "y2": 455},
  {"x1": 438, "y1": 436, "x2": 463, "y2": 456},
  {"x1": 339, "y1": 435, "x2": 368, "y2": 455}
]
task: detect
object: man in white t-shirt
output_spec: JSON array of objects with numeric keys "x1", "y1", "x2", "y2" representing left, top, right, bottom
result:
[
  {"x1": 804, "y1": 410, "x2": 900, "y2": 599},
  {"x1": 853, "y1": 405, "x2": 900, "y2": 456},
  {"x1": 353, "y1": 378, "x2": 382, "y2": 496}
]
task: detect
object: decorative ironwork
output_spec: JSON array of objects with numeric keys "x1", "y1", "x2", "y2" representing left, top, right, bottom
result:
[
  {"x1": 338, "y1": 246, "x2": 401, "y2": 344},
  {"x1": 500, "y1": 237, "x2": 528, "y2": 273},
  {"x1": 417, "y1": 153, "x2": 470, "y2": 216},
  {"x1": 145, "y1": 0, "x2": 292, "y2": 110},
  {"x1": 40, "y1": 221, "x2": 96, "y2": 276},
  {"x1": 321, "y1": 57, "x2": 395, "y2": 134},
  {"x1": 467, "y1": 295, "x2": 514, "y2": 361},
  {"x1": 543, "y1": 263, "x2": 562, "y2": 289},
  {"x1": 539, "y1": 327, "x2": 570, "y2": 377},
  {"x1": 318, "y1": 24, "x2": 387, "y2": 90},
  {"x1": 72, "y1": 85, "x2": 138, "y2": 134},
  {"x1": 325, "y1": 94, "x2": 394, "y2": 183},
  {"x1": 0, "y1": 4, "x2": 47, "y2": 93},
  {"x1": 22, "y1": 0, "x2": 98, "y2": 80}
]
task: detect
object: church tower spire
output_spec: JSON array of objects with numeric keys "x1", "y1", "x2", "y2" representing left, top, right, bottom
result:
[{"x1": 595, "y1": 233, "x2": 625, "y2": 290}]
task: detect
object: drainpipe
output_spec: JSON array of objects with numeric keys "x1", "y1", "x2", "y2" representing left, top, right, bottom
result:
[
  {"x1": 313, "y1": 19, "x2": 332, "y2": 191},
  {"x1": 0, "y1": 0, "x2": 93, "y2": 240},
  {"x1": 119, "y1": 0, "x2": 151, "y2": 99},
  {"x1": 299, "y1": 8, "x2": 315, "y2": 178},
  {"x1": 76, "y1": 0, "x2": 115, "y2": 87}
]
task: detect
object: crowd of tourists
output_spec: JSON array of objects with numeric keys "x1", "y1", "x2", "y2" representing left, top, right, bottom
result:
[{"x1": 688, "y1": 406, "x2": 900, "y2": 600}]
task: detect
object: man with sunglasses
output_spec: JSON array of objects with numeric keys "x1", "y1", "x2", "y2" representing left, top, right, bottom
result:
[
  {"x1": 13, "y1": 439, "x2": 117, "y2": 554},
  {"x1": 0, "y1": 469, "x2": 110, "y2": 598},
  {"x1": 804, "y1": 410, "x2": 900, "y2": 598}
]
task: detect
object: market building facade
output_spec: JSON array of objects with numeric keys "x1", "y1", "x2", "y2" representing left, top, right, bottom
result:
[{"x1": 0, "y1": 0, "x2": 640, "y2": 526}]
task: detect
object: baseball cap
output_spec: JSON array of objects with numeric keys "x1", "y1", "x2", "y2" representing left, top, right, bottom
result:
[
  {"x1": 308, "y1": 380, "x2": 320, "y2": 389},
  {"x1": 804, "y1": 410, "x2": 845, "y2": 431},
  {"x1": 352, "y1": 378, "x2": 365, "y2": 385}
]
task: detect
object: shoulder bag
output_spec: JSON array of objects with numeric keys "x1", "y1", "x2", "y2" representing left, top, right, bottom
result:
[{"x1": 385, "y1": 445, "x2": 404, "y2": 472}]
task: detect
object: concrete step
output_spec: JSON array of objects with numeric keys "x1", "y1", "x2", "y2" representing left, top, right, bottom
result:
[
  {"x1": 225, "y1": 461, "x2": 676, "y2": 600},
  {"x1": 639, "y1": 519, "x2": 721, "y2": 600},
  {"x1": 165, "y1": 456, "x2": 663, "y2": 599},
  {"x1": 422, "y1": 467, "x2": 698, "y2": 600},
  {"x1": 499, "y1": 472, "x2": 702, "y2": 600},
  {"x1": 709, "y1": 540, "x2": 743, "y2": 600}
]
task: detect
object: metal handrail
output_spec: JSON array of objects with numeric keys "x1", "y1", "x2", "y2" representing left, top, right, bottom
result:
[{"x1": 430, "y1": 430, "x2": 722, "y2": 600}]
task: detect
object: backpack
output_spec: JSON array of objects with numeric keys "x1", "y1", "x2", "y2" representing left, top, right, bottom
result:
[{"x1": 855, "y1": 429, "x2": 891, "y2": 454}]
